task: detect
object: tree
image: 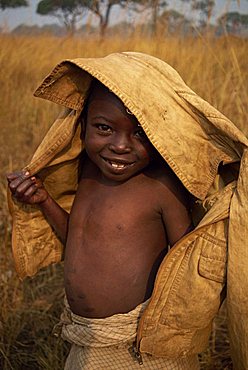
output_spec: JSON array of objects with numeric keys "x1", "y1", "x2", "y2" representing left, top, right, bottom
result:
[
  {"x1": 148, "y1": 0, "x2": 167, "y2": 35},
  {"x1": 37, "y1": 0, "x2": 89, "y2": 35},
  {"x1": 159, "y1": 9, "x2": 191, "y2": 35},
  {"x1": 192, "y1": 0, "x2": 214, "y2": 27},
  {"x1": 0, "y1": 0, "x2": 28, "y2": 10},
  {"x1": 88, "y1": 0, "x2": 168, "y2": 38},
  {"x1": 86, "y1": 0, "x2": 128, "y2": 38},
  {"x1": 180, "y1": 0, "x2": 215, "y2": 28},
  {"x1": 127, "y1": 0, "x2": 167, "y2": 36},
  {"x1": 218, "y1": 11, "x2": 248, "y2": 35}
]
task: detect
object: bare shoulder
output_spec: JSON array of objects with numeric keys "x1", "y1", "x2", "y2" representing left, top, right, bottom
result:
[{"x1": 145, "y1": 159, "x2": 191, "y2": 207}]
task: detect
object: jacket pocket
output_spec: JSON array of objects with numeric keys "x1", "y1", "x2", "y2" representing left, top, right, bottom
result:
[
  {"x1": 198, "y1": 233, "x2": 226, "y2": 283},
  {"x1": 159, "y1": 221, "x2": 227, "y2": 330}
]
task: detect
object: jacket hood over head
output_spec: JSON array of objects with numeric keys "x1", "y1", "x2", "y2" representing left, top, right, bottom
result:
[{"x1": 33, "y1": 51, "x2": 247, "y2": 200}]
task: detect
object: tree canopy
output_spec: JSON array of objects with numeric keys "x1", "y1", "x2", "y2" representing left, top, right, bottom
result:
[
  {"x1": 36, "y1": 0, "x2": 169, "y2": 37},
  {"x1": 0, "y1": 0, "x2": 28, "y2": 10},
  {"x1": 37, "y1": 0, "x2": 89, "y2": 34},
  {"x1": 218, "y1": 11, "x2": 248, "y2": 34},
  {"x1": 86, "y1": 0, "x2": 125, "y2": 37},
  {"x1": 180, "y1": 0, "x2": 215, "y2": 27}
]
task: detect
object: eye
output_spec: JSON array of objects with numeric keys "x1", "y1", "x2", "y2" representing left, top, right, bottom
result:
[
  {"x1": 134, "y1": 128, "x2": 147, "y2": 139},
  {"x1": 95, "y1": 124, "x2": 112, "y2": 133}
]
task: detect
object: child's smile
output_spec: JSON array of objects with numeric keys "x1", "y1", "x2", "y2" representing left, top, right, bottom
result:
[
  {"x1": 102, "y1": 156, "x2": 134, "y2": 171},
  {"x1": 83, "y1": 83, "x2": 154, "y2": 183}
]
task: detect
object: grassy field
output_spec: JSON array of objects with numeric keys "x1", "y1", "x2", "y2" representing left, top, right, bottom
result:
[{"x1": 0, "y1": 33, "x2": 247, "y2": 369}]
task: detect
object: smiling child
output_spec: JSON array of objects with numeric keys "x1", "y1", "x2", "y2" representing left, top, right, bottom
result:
[{"x1": 7, "y1": 52, "x2": 248, "y2": 369}]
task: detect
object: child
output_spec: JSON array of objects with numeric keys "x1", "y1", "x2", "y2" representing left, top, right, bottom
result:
[{"x1": 7, "y1": 52, "x2": 248, "y2": 369}]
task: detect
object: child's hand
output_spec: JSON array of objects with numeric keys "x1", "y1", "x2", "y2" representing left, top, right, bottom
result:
[{"x1": 6, "y1": 171, "x2": 49, "y2": 205}]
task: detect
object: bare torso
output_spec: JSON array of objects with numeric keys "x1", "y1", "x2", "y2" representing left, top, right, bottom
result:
[{"x1": 64, "y1": 156, "x2": 191, "y2": 318}]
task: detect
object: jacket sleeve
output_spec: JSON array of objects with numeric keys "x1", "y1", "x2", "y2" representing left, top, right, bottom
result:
[{"x1": 8, "y1": 109, "x2": 83, "y2": 279}]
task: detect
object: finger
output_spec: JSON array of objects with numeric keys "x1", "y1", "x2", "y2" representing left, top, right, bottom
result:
[
  {"x1": 6, "y1": 170, "x2": 30, "y2": 180},
  {"x1": 8, "y1": 172, "x2": 32, "y2": 192},
  {"x1": 6, "y1": 173, "x2": 17, "y2": 182},
  {"x1": 6, "y1": 171, "x2": 28, "y2": 183},
  {"x1": 11, "y1": 177, "x2": 36, "y2": 197},
  {"x1": 31, "y1": 177, "x2": 43, "y2": 187},
  {"x1": 19, "y1": 185, "x2": 47, "y2": 205},
  {"x1": 22, "y1": 184, "x2": 39, "y2": 201}
]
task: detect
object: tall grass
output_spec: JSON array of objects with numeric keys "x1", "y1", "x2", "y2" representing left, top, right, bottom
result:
[{"x1": 0, "y1": 33, "x2": 247, "y2": 369}]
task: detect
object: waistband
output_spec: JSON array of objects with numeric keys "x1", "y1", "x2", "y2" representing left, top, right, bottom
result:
[{"x1": 54, "y1": 297, "x2": 150, "y2": 348}]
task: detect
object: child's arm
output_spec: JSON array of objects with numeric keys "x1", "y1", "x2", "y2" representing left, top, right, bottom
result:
[
  {"x1": 159, "y1": 174, "x2": 194, "y2": 247},
  {"x1": 7, "y1": 171, "x2": 69, "y2": 245},
  {"x1": 163, "y1": 193, "x2": 193, "y2": 246}
]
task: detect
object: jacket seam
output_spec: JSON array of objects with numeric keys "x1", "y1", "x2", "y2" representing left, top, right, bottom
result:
[
  {"x1": 200, "y1": 232, "x2": 226, "y2": 246},
  {"x1": 37, "y1": 93, "x2": 82, "y2": 110}
]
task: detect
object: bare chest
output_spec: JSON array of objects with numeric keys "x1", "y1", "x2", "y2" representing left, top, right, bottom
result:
[
  {"x1": 69, "y1": 177, "x2": 161, "y2": 241},
  {"x1": 64, "y1": 173, "x2": 168, "y2": 317}
]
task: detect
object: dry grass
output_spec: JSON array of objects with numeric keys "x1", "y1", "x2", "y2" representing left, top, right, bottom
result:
[{"x1": 0, "y1": 33, "x2": 247, "y2": 369}]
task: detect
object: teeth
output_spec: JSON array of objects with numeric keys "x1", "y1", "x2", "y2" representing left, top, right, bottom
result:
[
  {"x1": 105, "y1": 158, "x2": 131, "y2": 169},
  {"x1": 110, "y1": 162, "x2": 125, "y2": 169}
]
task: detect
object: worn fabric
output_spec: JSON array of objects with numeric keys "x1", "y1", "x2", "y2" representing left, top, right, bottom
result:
[
  {"x1": 60, "y1": 297, "x2": 150, "y2": 347},
  {"x1": 64, "y1": 342, "x2": 200, "y2": 370},
  {"x1": 59, "y1": 299, "x2": 199, "y2": 370},
  {"x1": 7, "y1": 52, "x2": 248, "y2": 369}
]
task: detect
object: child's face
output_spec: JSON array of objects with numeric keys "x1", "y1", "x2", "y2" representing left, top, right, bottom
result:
[{"x1": 83, "y1": 84, "x2": 155, "y2": 183}]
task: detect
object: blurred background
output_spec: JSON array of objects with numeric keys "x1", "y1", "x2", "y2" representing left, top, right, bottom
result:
[
  {"x1": 1, "y1": 0, "x2": 248, "y2": 37},
  {"x1": 0, "y1": 0, "x2": 247, "y2": 369}
]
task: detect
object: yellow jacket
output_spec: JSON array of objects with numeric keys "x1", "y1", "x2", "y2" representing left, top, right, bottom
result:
[{"x1": 8, "y1": 52, "x2": 248, "y2": 369}]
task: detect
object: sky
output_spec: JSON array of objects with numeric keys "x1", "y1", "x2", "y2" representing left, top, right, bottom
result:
[{"x1": 0, "y1": 0, "x2": 248, "y2": 32}]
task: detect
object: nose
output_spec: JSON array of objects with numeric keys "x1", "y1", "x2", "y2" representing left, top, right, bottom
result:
[{"x1": 109, "y1": 134, "x2": 132, "y2": 154}]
